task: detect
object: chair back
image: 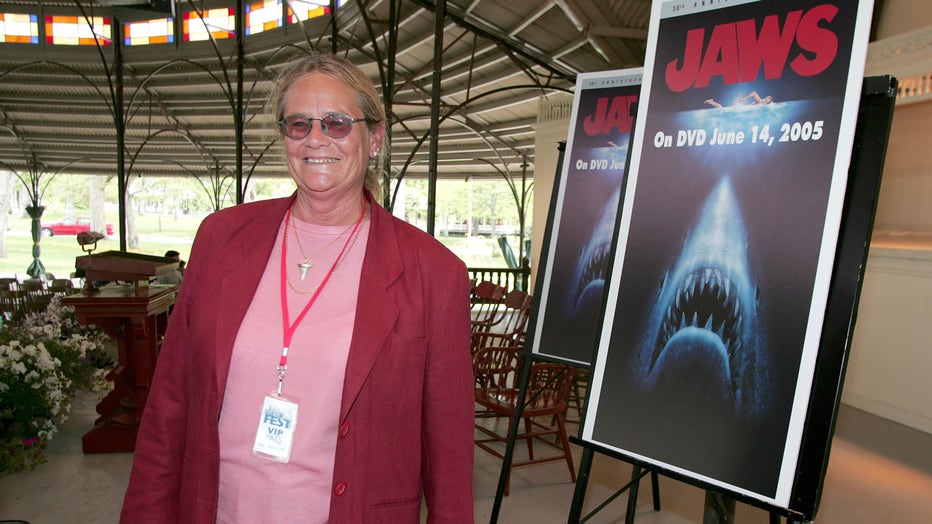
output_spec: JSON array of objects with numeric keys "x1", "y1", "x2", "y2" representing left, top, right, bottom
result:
[
  {"x1": 473, "y1": 346, "x2": 522, "y2": 400},
  {"x1": 0, "y1": 278, "x2": 23, "y2": 322},
  {"x1": 470, "y1": 280, "x2": 507, "y2": 333},
  {"x1": 498, "y1": 289, "x2": 532, "y2": 339},
  {"x1": 524, "y1": 363, "x2": 575, "y2": 414},
  {"x1": 471, "y1": 289, "x2": 532, "y2": 355},
  {"x1": 20, "y1": 278, "x2": 52, "y2": 312},
  {"x1": 49, "y1": 278, "x2": 75, "y2": 296}
]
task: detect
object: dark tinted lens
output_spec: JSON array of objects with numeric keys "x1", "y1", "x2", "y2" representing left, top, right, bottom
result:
[{"x1": 321, "y1": 114, "x2": 354, "y2": 138}]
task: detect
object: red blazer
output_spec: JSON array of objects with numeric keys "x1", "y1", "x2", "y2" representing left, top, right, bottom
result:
[{"x1": 121, "y1": 193, "x2": 475, "y2": 523}]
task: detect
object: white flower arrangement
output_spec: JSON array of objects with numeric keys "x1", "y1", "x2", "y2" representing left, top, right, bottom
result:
[{"x1": 1, "y1": 295, "x2": 113, "y2": 473}]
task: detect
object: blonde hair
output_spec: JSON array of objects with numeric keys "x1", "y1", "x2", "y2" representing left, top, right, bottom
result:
[{"x1": 271, "y1": 53, "x2": 387, "y2": 198}]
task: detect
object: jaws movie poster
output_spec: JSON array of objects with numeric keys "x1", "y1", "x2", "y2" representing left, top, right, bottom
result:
[
  {"x1": 581, "y1": 0, "x2": 874, "y2": 508},
  {"x1": 532, "y1": 69, "x2": 641, "y2": 366}
]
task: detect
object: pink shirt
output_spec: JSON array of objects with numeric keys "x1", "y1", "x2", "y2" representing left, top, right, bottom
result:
[{"x1": 217, "y1": 213, "x2": 369, "y2": 523}]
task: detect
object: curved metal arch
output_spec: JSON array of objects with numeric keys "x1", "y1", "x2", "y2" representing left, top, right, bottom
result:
[
  {"x1": 1, "y1": 155, "x2": 99, "y2": 205},
  {"x1": 126, "y1": 58, "x2": 236, "y2": 117},
  {"x1": 241, "y1": 139, "x2": 280, "y2": 190},
  {"x1": 471, "y1": 155, "x2": 535, "y2": 262},
  {"x1": 124, "y1": 128, "x2": 218, "y2": 179},
  {"x1": 392, "y1": 83, "x2": 572, "y2": 188},
  {"x1": 0, "y1": 60, "x2": 116, "y2": 118},
  {"x1": 238, "y1": 44, "x2": 313, "y2": 126},
  {"x1": 160, "y1": 158, "x2": 237, "y2": 212},
  {"x1": 388, "y1": 112, "x2": 530, "y2": 214},
  {"x1": 181, "y1": 0, "x2": 240, "y2": 97},
  {"x1": 471, "y1": 156, "x2": 532, "y2": 208},
  {"x1": 74, "y1": 0, "x2": 120, "y2": 106}
]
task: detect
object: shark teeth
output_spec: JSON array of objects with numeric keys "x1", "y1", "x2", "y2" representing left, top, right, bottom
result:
[
  {"x1": 652, "y1": 267, "x2": 743, "y2": 396},
  {"x1": 570, "y1": 240, "x2": 611, "y2": 310}
]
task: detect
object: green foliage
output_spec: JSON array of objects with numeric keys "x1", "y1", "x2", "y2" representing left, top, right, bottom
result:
[
  {"x1": 4, "y1": 174, "x2": 529, "y2": 277},
  {"x1": 401, "y1": 178, "x2": 530, "y2": 227}
]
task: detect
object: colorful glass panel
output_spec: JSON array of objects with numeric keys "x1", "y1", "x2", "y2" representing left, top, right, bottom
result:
[
  {"x1": 245, "y1": 0, "x2": 282, "y2": 35},
  {"x1": 183, "y1": 7, "x2": 235, "y2": 42},
  {"x1": 0, "y1": 13, "x2": 39, "y2": 44},
  {"x1": 124, "y1": 17, "x2": 174, "y2": 46},
  {"x1": 287, "y1": 0, "x2": 335, "y2": 24},
  {"x1": 44, "y1": 14, "x2": 111, "y2": 46}
]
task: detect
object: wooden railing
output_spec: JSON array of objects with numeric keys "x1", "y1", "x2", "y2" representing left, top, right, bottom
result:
[{"x1": 468, "y1": 263, "x2": 531, "y2": 294}]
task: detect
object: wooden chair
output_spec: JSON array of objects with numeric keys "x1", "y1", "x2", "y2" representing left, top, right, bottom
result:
[
  {"x1": 473, "y1": 346, "x2": 523, "y2": 417},
  {"x1": 474, "y1": 355, "x2": 577, "y2": 495},
  {"x1": 49, "y1": 278, "x2": 76, "y2": 297},
  {"x1": 471, "y1": 289, "x2": 533, "y2": 356},
  {"x1": 470, "y1": 280, "x2": 507, "y2": 334},
  {"x1": 20, "y1": 278, "x2": 52, "y2": 313},
  {"x1": 0, "y1": 277, "x2": 23, "y2": 323},
  {"x1": 564, "y1": 365, "x2": 590, "y2": 425}
]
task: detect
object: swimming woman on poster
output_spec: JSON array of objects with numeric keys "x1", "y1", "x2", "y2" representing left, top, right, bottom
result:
[{"x1": 704, "y1": 91, "x2": 774, "y2": 108}]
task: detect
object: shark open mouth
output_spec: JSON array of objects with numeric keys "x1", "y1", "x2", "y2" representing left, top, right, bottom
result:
[
  {"x1": 650, "y1": 267, "x2": 742, "y2": 397},
  {"x1": 571, "y1": 240, "x2": 612, "y2": 312}
]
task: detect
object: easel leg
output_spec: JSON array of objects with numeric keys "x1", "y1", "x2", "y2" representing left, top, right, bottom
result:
[
  {"x1": 702, "y1": 491, "x2": 736, "y2": 524},
  {"x1": 567, "y1": 446, "x2": 595, "y2": 523},
  {"x1": 625, "y1": 466, "x2": 642, "y2": 524},
  {"x1": 650, "y1": 470, "x2": 661, "y2": 510}
]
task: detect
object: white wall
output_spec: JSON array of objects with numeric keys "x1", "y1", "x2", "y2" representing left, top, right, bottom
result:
[
  {"x1": 840, "y1": 3, "x2": 932, "y2": 434},
  {"x1": 844, "y1": 249, "x2": 932, "y2": 434},
  {"x1": 531, "y1": 95, "x2": 573, "y2": 286},
  {"x1": 872, "y1": 101, "x2": 932, "y2": 232},
  {"x1": 875, "y1": 0, "x2": 932, "y2": 38}
]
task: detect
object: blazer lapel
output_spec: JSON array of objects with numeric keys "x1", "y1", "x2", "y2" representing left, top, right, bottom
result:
[
  {"x1": 340, "y1": 195, "x2": 403, "y2": 420},
  {"x1": 211, "y1": 196, "x2": 293, "y2": 397}
]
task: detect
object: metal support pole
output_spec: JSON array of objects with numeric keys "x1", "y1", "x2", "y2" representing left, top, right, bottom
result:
[
  {"x1": 113, "y1": 21, "x2": 127, "y2": 251},
  {"x1": 426, "y1": 0, "x2": 446, "y2": 236},
  {"x1": 235, "y1": 0, "x2": 245, "y2": 204},
  {"x1": 383, "y1": 0, "x2": 398, "y2": 210}
]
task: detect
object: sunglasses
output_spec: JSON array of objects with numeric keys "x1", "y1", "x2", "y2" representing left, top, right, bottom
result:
[{"x1": 279, "y1": 113, "x2": 366, "y2": 140}]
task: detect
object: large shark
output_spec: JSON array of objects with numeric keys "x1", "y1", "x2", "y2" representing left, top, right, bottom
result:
[
  {"x1": 636, "y1": 177, "x2": 767, "y2": 418},
  {"x1": 566, "y1": 189, "x2": 620, "y2": 317}
]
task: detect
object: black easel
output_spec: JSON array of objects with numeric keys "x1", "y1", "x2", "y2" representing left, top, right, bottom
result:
[
  {"x1": 489, "y1": 132, "x2": 662, "y2": 522},
  {"x1": 566, "y1": 443, "x2": 660, "y2": 523},
  {"x1": 563, "y1": 75, "x2": 897, "y2": 524},
  {"x1": 487, "y1": 348, "x2": 576, "y2": 523}
]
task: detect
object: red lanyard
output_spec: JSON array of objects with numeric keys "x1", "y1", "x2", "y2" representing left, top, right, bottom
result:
[{"x1": 275, "y1": 201, "x2": 366, "y2": 394}]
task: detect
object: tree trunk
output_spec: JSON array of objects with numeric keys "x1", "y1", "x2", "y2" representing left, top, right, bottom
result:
[
  {"x1": 89, "y1": 175, "x2": 108, "y2": 236},
  {"x1": 124, "y1": 177, "x2": 139, "y2": 249},
  {"x1": 0, "y1": 171, "x2": 14, "y2": 258}
]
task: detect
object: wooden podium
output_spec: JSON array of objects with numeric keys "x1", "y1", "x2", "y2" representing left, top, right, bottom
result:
[{"x1": 63, "y1": 251, "x2": 179, "y2": 453}]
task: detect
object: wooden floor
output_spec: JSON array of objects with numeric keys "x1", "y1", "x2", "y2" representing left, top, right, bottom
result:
[{"x1": 1, "y1": 389, "x2": 930, "y2": 523}]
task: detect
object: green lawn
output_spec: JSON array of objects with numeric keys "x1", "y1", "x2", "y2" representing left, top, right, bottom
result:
[
  {"x1": 0, "y1": 213, "x2": 205, "y2": 279},
  {"x1": 0, "y1": 213, "x2": 515, "y2": 279}
]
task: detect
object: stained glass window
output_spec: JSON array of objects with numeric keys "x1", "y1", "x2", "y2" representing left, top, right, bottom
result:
[
  {"x1": 245, "y1": 0, "x2": 282, "y2": 35},
  {"x1": 0, "y1": 12, "x2": 39, "y2": 44},
  {"x1": 183, "y1": 7, "x2": 235, "y2": 42},
  {"x1": 45, "y1": 14, "x2": 111, "y2": 46},
  {"x1": 288, "y1": 0, "x2": 337, "y2": 24},
  {"x1": 124, "y1": 17, "x2": 174, "y2": 46}
]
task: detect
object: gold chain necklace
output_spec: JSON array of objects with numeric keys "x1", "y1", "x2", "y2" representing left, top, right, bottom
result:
[
  {"x1": 291, "y1": 205, "x2": 357, "y2": 281},
  {"x1": 284, "y1": 203, "x2": 369, "y2": 295}
]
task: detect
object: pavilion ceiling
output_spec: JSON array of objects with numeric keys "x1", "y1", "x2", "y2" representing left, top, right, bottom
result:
[{"x1": 0, "y1": 0, "x2": 652, "y2": 194}]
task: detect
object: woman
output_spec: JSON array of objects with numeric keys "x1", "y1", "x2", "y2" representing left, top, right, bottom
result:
[{"x1": 121, "y1": 53, "x2": 475, "y2": 523}]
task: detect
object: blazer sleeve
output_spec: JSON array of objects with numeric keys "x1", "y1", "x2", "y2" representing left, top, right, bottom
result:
[
  {"x1": 421, "y1": 256, "x2": 475, "y2": 523},
  {"x1": 119, "y1": 217, "x2": 214, "y2": 522}
]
